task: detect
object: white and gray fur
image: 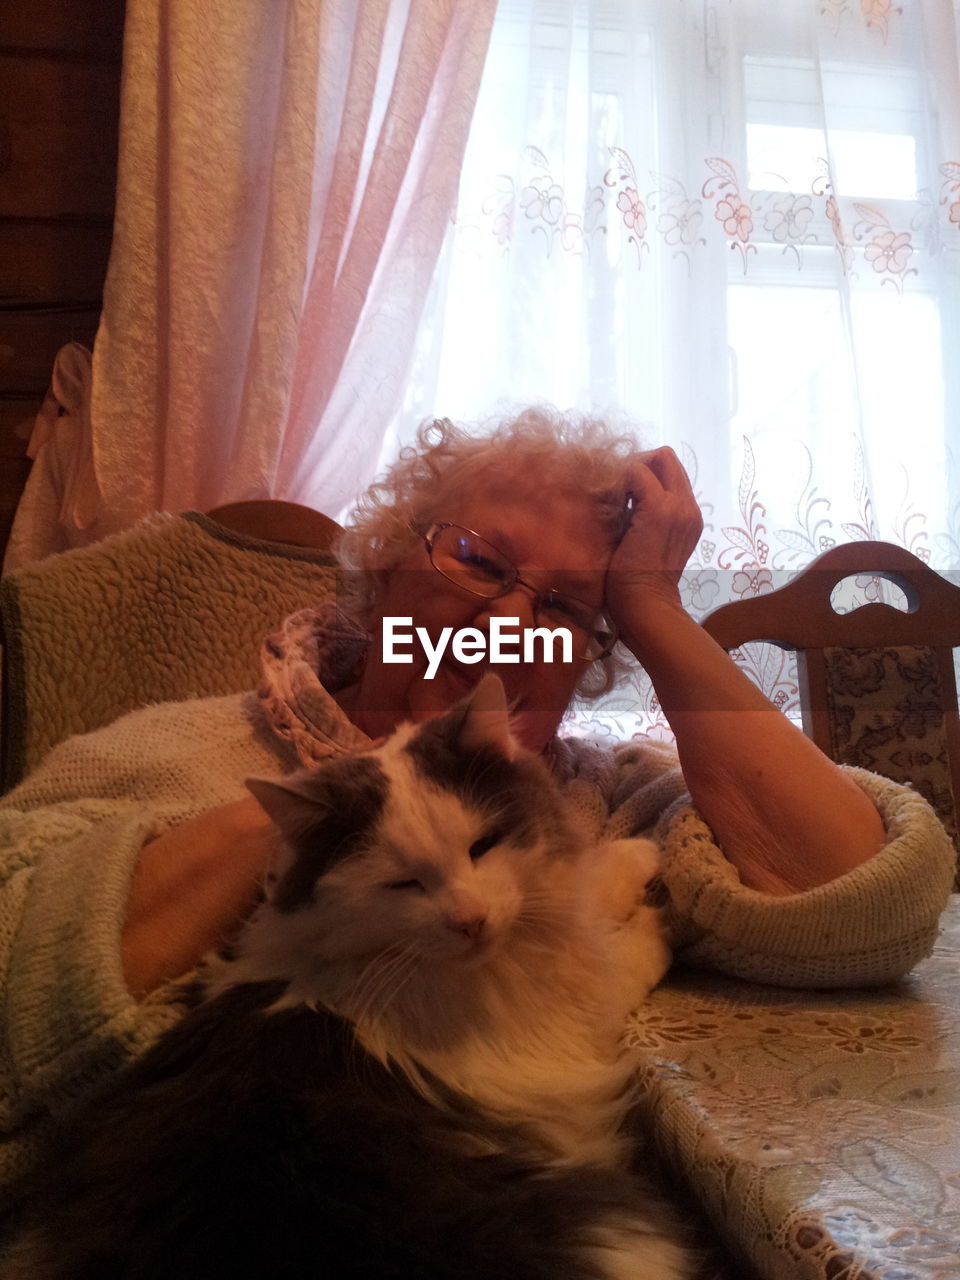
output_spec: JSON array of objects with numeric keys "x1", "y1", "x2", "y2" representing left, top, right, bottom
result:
[{"x1": 8, "y1": 675, "x2": 693, "y2": 1280}]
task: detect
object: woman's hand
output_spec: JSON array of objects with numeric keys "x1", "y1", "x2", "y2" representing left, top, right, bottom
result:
[
  {"x1": 121, "y1": 795, "x2": 278, "y2": 998},
  {"x1": 604, "y1": 447, "x2": 703, "y2": 640},
  {"x1": 603, "y1": 447, "x2": 885, "y2": 895}
]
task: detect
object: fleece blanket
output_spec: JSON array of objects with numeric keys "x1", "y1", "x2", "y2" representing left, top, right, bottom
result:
[{"x1": 0, "y1": 512, "x2": 338, "y2": 790}]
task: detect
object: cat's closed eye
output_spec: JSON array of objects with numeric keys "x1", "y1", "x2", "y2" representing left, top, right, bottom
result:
[
  {"x1": 468, "y1": 832, "x2": 500, "y2": 861},
  {"x1": 387, "y1": 878, "x2": 425, "y2": 892}
]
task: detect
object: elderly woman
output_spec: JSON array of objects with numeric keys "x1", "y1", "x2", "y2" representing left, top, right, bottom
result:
[{"x1": 0, "y1": 409, "x2": 954, "y2": 1205}]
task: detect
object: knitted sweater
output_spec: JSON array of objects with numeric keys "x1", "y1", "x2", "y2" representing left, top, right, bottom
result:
[{"x1": 0, "y1": 688, "x2": 954, "y2": 1214}]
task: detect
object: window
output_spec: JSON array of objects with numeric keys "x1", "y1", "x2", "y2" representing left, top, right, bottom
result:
[{"x1": 380, "y1": 0, "x2": 960, "y2": 733}]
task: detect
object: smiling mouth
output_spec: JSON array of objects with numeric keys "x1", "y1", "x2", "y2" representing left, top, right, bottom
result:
[
  {"x1": 438, "y1": 655, "x2": 488, "y2": 689},
  {"x1": 437, "y1": 654, "x2": 526, "y2": 706}
]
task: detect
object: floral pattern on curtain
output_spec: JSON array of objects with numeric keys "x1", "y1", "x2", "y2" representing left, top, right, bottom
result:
[{"x1": 391, "y1": 0, "x2": 960, "y2": 738}]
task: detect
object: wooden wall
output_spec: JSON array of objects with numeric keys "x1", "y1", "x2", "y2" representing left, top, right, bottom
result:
[{"x1": 0, "y1": 1, "x2": 124, "y2": 563}]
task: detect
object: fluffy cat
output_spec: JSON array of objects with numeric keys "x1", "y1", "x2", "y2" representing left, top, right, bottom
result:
[{"x1": 7, "y1": 674, "x2": 692, "y2": 1280}]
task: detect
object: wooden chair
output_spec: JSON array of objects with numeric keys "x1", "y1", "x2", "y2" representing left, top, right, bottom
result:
[
  {"x1": 701, "y1": 541, "x2": 960, "y2": 871},
  {"x1": 206, "y1": 500, "x2": 342, "y2": 551},
  {"x1": 0, "y1": 502, "x2": 343, "y2": 790}
]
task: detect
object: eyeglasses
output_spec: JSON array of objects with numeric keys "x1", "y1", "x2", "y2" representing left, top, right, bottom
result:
[{"x1": 419, "y1": 523, "x2": 618, "y2": 661}]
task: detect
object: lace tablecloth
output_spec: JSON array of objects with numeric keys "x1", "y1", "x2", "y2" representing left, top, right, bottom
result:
[{"x1": 629, "y1": 896, "x2": 960, "y2": 1279}]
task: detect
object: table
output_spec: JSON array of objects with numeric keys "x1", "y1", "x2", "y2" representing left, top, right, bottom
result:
[{"x1": 629, "y1": 897, "x2": 960, "y2": 1278}]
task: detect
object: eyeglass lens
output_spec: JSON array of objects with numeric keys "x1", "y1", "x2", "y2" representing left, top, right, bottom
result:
[{"x1": 428, "y1": 525, "x2": 615, "y2": 660}]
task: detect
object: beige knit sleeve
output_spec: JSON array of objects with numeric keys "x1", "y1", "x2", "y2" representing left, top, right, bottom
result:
[
  {"x1": 656, "y1": 769, "x2": 956, "y2": 988},
  {"x1": 0, "y1": 693, "x2": 283, "y2": 1208},
  {"x1": 0, "y1": 798, "x2": 187, "y2": 1208}
]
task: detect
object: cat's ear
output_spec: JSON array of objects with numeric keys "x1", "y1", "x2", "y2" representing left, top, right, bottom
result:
[
  {"x1": 245, "y1": 774, "x2": 330, "y2": 838},
  {"x1": 455, "y1": 673, "x2": 517, "y2": 760}
]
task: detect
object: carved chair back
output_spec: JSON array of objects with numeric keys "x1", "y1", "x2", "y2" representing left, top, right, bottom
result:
[{"x1": 701, "y1": 542, "x2": 960, "y2": 881}]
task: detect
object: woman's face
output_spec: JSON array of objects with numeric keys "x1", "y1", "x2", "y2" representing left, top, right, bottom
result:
[{"x1": 341, "y1": 480, "x2": 616, "y2": 753}]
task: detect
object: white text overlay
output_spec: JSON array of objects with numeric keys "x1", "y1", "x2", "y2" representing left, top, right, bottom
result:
[{"x1": 382, "y1": 617, "x2": 573, "y2": 678}]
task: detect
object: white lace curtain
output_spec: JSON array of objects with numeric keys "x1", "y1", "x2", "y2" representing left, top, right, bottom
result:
[
  {"x1": 5, "y1": 0, "x2": 496, "y2": 570},
  {"x1": 390, "y1": 0, "x2": 960, "y2": 735}
]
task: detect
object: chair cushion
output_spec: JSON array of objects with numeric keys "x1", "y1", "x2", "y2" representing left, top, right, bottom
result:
[
  {"x1": 823, "y1": 644, "x2": 959, "y2": 857},
  {"x1": 0, "y1": 512, "x2": 338, "y2": 790}
]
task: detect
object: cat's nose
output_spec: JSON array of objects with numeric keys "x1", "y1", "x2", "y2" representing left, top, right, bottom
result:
[{"x1": 445, "y1": 912, "x2": 487, "y2": 941}]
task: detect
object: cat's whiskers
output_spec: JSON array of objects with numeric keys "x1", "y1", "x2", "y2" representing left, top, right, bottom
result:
[
  {"x1": 514, "y1": 899, "x2": 567, "y2": 925},
  {"x1": 338, "y1": 940, "x2": 403, "y2": 1022},
  {"x1": 345, "y1": 940, "x2": 411, "y2": 1016},
  {"x1": 346, "y1": 938, "x2": 423, "y2": 1030},
  {"x1": 519, "y1": 906, "x2": 570, "y2": 936},
  {"x1": 514, "y1": 914, "x2": 569, "y2": 947},
  {"x1": 514, "y1": 887, "x2": 575, "y2": 925},
  {"x1": 345, "y1": 943, "x2": 429, "y2": 1085},
  {"x1": 366, "y1": 942, "x2": 423, "y2": 1022},
  {"x1": 522, "y1": 893, "x2": 576, "y2": 912}
]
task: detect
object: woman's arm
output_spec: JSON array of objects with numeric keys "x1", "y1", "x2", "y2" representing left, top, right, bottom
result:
[
  {"x1": 121, "y1": 795, "x2": 277, "y2": 997},
  {"x1": 605, "y1": 448, "x2": 886, "y2": 895}
]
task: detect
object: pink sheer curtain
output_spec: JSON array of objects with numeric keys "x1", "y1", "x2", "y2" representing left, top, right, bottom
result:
[{"x1": 5, "y1": 0, "x2": 495, "y2": 569}]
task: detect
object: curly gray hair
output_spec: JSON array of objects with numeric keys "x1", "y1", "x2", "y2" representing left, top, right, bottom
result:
[{"x1": 336, "y1": 407, "x2": 644, "y2": 699}]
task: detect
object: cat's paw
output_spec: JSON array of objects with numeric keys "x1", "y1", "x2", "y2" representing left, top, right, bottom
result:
[
  {"x1": 593, "y1": 838, "x2": 661, "y2": 927},
  {"x1": 589, "y1": 839, "x2": 672, "y2": 995}
]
